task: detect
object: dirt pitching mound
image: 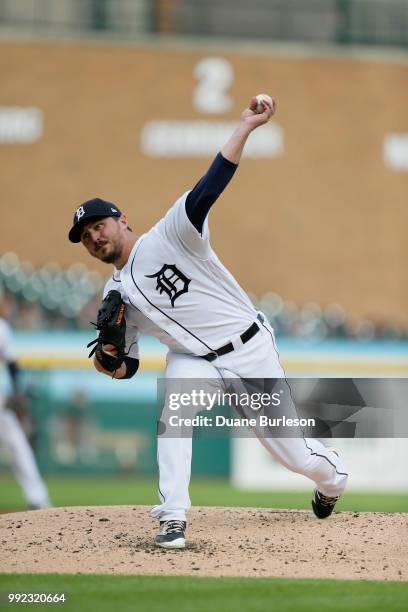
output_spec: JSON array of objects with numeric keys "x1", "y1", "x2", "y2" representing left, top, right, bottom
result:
[{"x1": 1, "y1": 506, "x2": 406, "y2": 581}]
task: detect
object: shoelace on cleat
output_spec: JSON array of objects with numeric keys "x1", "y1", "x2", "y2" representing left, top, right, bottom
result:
[
  {"x1": 317, "y1": 491, "x2": 339, "y2": 507},
  {"x1": 162, "y1": 520, "x2": 185, "y2": 534}
]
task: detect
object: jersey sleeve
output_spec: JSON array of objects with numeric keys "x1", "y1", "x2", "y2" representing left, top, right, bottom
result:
[
  {"x1": 158, "y1": 192, "x2": 212, "y2": 259},
  {"x1": 157, "y1": 153, "x2": 237, "y2": 259},
  {"x1": 0, "y1": 319, "x2": 17, "y2": 362}
]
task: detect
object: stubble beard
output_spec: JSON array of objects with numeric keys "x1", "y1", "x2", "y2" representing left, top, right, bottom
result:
[{"x1": 95, "y1": 241, "x2": 123, "y2": 265}]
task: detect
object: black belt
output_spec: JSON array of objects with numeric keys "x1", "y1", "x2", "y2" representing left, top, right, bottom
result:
[{"x1": 202, "y1": 314, "x2": 264, "y2": 362}]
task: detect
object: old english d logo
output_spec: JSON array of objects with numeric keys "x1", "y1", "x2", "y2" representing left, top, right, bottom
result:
[{"x1": 145, "y1": 264, "x2": 191, "y2": 307}]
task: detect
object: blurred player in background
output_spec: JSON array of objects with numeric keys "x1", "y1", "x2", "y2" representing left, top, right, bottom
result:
[{"x1": 0, "y1": 293, "x2": 51, "y2": 510}]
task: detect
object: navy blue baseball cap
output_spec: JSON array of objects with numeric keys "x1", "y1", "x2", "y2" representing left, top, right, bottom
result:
[{"x1": 69, "y1": 198, "x2": 122, "y2": 243}]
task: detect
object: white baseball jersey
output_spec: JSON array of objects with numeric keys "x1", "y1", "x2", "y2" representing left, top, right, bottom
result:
[
  {"x1": 0, "y1": 317, "x2": 17, "y2": 363},
  {"x1": 103, "y1": 191, "x2": 259, "y2": 357},
  {"x1": 0, "y1": 317, "x2": 17, "y2": 409}
]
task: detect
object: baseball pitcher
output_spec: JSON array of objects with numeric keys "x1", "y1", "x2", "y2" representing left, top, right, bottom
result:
[{"x1": 69, "y1": 96, "x2": 348, "y2": 548}]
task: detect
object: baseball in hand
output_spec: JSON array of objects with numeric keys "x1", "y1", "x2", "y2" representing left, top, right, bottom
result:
[{"x1": 255, "y1": 93, "x2": 273, "y2": 114}]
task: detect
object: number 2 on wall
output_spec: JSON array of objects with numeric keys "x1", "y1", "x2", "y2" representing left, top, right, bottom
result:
[{"x1": 193, "y1": 57, "x2": 234, "y2": 114}]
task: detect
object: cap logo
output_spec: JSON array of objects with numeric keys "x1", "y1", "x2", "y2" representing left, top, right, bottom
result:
[
  {"x1": 111, "y1": 208, "x2": 117, "y2": 213},
  {"x1": 76, "y1": 205, "x2": 85, "y2": 221}
]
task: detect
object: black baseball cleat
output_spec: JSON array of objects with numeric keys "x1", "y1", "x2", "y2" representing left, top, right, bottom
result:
[
  {"x1": 155, "y1": 520, "x2": 186, "y2": 549},
  {"x1": 312, "y1": 489, "x2": 340, "y2": 519}
]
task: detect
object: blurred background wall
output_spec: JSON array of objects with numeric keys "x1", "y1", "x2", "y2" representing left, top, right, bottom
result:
[
  {"x1": 1, "y1": 40, "x2": 407, "y2": 323},
  {"x1": 0, "y1": 0, "x2": 407, "y2": 495}
]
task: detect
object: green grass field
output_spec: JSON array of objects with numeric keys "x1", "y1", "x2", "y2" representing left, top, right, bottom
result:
[
  {"x1": 0, "y1": 575, "x2": 407, "y2": 612},
  {"x1": 1, "y1": 474, "x2": 407, "y2": 513}
]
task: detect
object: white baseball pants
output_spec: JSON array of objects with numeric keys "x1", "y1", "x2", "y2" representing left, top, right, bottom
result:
[
  {"x1": 151, "y1": 317, "x2": 348, "y2": 522},
  {"x1": 0, "y1": 404, "x2": 51, "y2": 508}
]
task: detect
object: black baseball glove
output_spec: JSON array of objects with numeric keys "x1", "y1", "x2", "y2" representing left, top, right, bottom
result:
[{"x1": 87, "y1": 290, "x2": 127, "y2": 373}]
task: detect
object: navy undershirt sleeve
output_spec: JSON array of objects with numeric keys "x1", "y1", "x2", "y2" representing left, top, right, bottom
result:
[
  {"x1": 121, "y1": 356, "x2": 139, "y2": 379},
  {"x1": 185, "y1": 152, "x2": 238, "y2": 234},
  {"x1": 7, "y1": 361, "x2": 20, "y2": 393}
]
